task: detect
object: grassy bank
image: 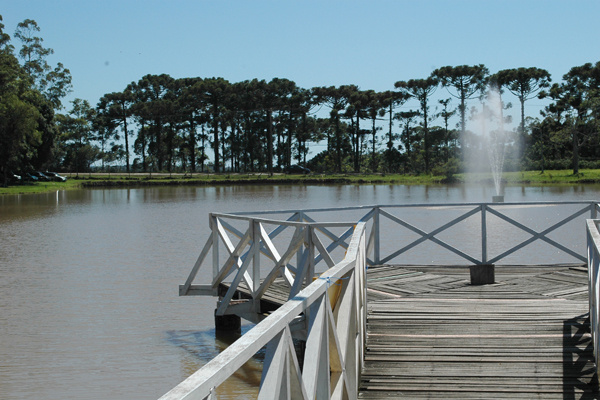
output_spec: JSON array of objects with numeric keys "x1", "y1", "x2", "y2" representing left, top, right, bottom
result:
[{"x1": 2, "y1": 169, "x2": 600, "y2": 196}]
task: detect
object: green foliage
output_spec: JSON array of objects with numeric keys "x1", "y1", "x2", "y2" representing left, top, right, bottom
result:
[
  {"x1": 0, "y1": 94, "x2": 41, "y2": 186},
  {"x1": 433, "y1": 65, "x2": 488, "y2": 137},
  {"x1": 395, "y1": 77, "x2": 440, "y2": 173},
  {"x1": 432, "y1": 157, "x2": 461, "y2": 180},
  {"x1": 0, "y1": 15, "x2": 72, "y2": 185},
  {"x1": 5, "y1": 15, "x2": 600, "y2": 182},
  {"x1": 59, "y1": 99, "x2": 100, "y2": 174},
  {"x1": 14, "y1": 19, "x2": 72, "y2": 109}
]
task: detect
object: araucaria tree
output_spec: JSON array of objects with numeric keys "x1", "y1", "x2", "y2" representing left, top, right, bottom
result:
[
  {"x1": 542, "y1": 62, "x2": 599, "y2": 174},
  {"x1": 60, "y1": 99, "x2": 98, "y2": 176},
  {"x1": 5, "y1": 19, "x2": 600, "y2": 180},
  {"x1": 380, "y1": 90, "x2": 410, "y2": 172},
  {"x1": 395, "y1": 77, "x2": 439, "y2": 173},
  {"x1": 494, "y1": 67, "x2": 551, "y2": 156},
  {"x1": 433, "y1": 65, "x2": 488, "y2": 153},
  {"x1": 97, "y1": 88, "x2": 135, "y2": 173},
  {"x1": 313, "y1": 85, "x2": 355, "y2": 173}
]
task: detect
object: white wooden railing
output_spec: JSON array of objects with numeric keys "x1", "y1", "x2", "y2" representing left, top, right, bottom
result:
[
  {"x1": 161, "y1": 222, "x2": 367, "y2": 400},
  {"x1": 182, "y1": 203, "x2": 599, "y2": 305},
  {"x1": 179, "y1": 212, "x2": 363, "y2": 322},
  {"x1": 165, "y1": 200, "x2": 600, "y2": 399},
  {"x1": 587, "y1": 219, "x2": 600, "y2": 372}
]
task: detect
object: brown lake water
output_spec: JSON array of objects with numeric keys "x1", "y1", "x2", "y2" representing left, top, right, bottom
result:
[{"x1": 1, "y1": 183, "x2": 599, "y2": 399}]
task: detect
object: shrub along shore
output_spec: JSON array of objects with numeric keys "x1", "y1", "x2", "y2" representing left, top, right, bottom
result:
[{"x1": 2, "y1": 170, "x2": 600, "y2": 196}]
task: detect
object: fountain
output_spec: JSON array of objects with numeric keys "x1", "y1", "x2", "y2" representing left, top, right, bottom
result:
[{"x1": 467, "y1": 86, "x2": 509, "y2": 203}]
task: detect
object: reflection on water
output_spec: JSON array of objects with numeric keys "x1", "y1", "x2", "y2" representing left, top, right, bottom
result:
[
  {"x1": 1, "y1": 183, "x2": 600, "y2": 399},
  {"x1": 167, "y1": 327, "x2": 263, "y2": 399}
]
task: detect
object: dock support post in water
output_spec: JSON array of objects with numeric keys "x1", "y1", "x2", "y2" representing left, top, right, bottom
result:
[{"x1": 214, "y1": 310, "x2": 241, "y2": 332}]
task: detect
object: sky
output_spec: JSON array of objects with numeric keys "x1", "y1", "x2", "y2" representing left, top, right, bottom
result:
[{"x1": 3, "y1": 0, "x2": 600, "y2": 154}]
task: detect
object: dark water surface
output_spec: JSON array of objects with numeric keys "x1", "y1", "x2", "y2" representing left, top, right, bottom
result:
[{"x1": 1, "y1": 183, "x2": 599, "y2": 399}]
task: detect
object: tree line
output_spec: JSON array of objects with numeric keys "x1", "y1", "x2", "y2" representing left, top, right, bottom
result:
[{"x1": 3, "y1": 17, "x2": 600, "y2": 187}]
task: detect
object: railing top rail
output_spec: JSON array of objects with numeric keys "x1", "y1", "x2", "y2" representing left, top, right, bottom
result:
[
  {"x1": 229, "y1": 200, "x2": 599, "y2": 218},
  {"x1": 159, "y1": 222, "x2": 367, "y2": 400},
  {"x1": 588, "y1": 219, "x2": 600, "y2": 243},
  {"x1": 209, "y1": 212, "x2": 357, "y2": 227}
]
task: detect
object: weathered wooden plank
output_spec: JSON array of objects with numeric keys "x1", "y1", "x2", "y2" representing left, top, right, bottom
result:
[
  {"x1": 359, "y1": 264, "x2": 598, "y2": 399},
  {"x1": 212, "y1": 264, "x2": 597, "y2": 399}
]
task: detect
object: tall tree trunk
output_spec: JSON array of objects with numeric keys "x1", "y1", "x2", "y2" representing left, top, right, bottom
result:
[
  {"x1": 519, "y1": 97, "x2": 526, "y2": 159},
  {"x1": 444, "y1": 116, "x2": 449, "y2": 163},
  {"x1": 189, "y1": 117, "x2": 196, "y2": 173},
  {"x1": 267, "y1": 109, "x2": 274, "y2": 176},
  {"x1": 459, "y1": 92, "x2": 466, "y2": 158},
  {"x1": 388, "y1": 103, "x2": 393, "y2": 171},
  {"x1": 231, "y1": 118, "x2": 237, "y2": 172},
  {"x1": 155, "y1": 119, "x2": 163, "y2": 171},
  {"x1": 221, "y1": 122, "x2": 227, "y2": 172},
  {"x1": 423, "y1": 99, "x2": 430, "y2": 174},
  {"x1": 201, "y1": 125, "x2": 206, "y2": 173},
  {"x1": 405, "y1": 124, "x2": 411, "y2": 174},
  {"x1": 302, "y1": 112, "x2": 308, "y2": 166},
  {"x1": 167, "y1": 124, "x2": 174, "y2": 174},
  {"x1": 350, "y1": 115, "x2": 356, "y2": 172},
  {"x1": 212, "y1": 107, "x2": 220, "y2": 172},
  {"x1": 122, "y1": 114, "x2": 130, "y2": 173},
  {"x1": 355, "y1": 114, "x2": 361, "y2": 173},
  {"x1": 245, "y1": 115, "x2": 252, "y2": 171},
  {"x1": 141, "y1": 120, "x2": 147, "y2": 172},
  {"x1": 573, "y1": 124, "x2": 579, "y2": 174},
  {"x1": 335, "y1": 113, "x2": 342, "y2": 173},
  {"x1": 287, "y1": 110, "x2": 293, "y2": 167},
  {"x1": 276, "y1": 121, "x2": 282, "y2": 169},
  {"x1": 372, "y1": 117, "x2": 377, "y2": 172}
]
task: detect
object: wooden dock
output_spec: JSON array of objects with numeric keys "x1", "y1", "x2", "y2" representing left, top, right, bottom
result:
[
  {"x1": 219, "y1": 264, "x2": 597, "y2": 398},
  {"x1": 361, "y1": 265, "x2": 598, "y2": 399},
  {"x1": 165, "y1": 204, "x2": 600, "y2": 400}
]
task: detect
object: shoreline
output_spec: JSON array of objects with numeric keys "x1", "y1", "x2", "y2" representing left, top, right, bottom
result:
[{"x1": 3, "y1": 170, "x2": 600, "y2": 196}]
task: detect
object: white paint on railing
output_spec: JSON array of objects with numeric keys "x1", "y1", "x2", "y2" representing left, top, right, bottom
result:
[
  {"x1": 167, "y1": 201, "x2": 600, "y2": 399},
  {"x1": 161, "y1": 223, "x2": 367, "y2": 400},
  {"x1": 587, "y1": 219, "x2": 600, "y2": 372}
]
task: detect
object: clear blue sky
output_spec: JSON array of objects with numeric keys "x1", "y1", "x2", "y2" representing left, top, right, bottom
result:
[{"x1": 4, "y1": 1, "x2": 600, "y2": 152}]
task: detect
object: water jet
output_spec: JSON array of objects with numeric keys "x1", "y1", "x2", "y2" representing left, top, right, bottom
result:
[{"x1": 467, "y1": 85, "x2": 509, "y2": 200}]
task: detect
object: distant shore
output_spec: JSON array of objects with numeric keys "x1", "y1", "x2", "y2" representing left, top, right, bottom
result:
[{"x1": 2, "y1": 170, "x2": 600, "y2": 196}]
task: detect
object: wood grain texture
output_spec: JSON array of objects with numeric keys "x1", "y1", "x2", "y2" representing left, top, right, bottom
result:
[
  {"x1": 360, "y1": 264, "x2": 598, "y2": 399},
  {"x1": 220, "y1": 264, "x2": 598, "y2": 398}
]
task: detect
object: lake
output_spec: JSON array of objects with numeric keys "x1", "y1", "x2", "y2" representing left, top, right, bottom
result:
[{"x1": 1, "y1": 183, "x2": 599, "y2": 399}]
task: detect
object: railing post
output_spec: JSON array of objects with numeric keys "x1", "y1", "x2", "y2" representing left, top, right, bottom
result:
[
  {"x1": 374, "y1": 206, "x2": 380, "y2": 264},
  {"x1": 593, "y1": 202, "x2": 598, "y2": 219},
  {"x1": 306, "y1": 226, "x2": 315, "y2": 287},
  {"x1": 251, "y1": 219, "x2": 261, "y2": 312},
  {"x1": 358, "y1": 230, "x2": 367, "y2": 388},
  {"x1": 211, "y1": 214, "x2": 219, "y2": 279},
  {"x1": 588, "y1": 225, "x2": 593, "y2": 336},
  {"x1": 596, "y1": 235, "x2": 599, "y2": 371},
  {"x1": 297, "y1": 212, "x2": 304, "y2": 268},
  {"x1": 481, "y1": 204, "x2": 487, "y2": 264},
  {"x1": 588, "y1": 221, "x2": 599, "y2": 370}
]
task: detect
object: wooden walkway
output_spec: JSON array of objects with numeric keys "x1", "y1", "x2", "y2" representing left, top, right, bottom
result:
[
  {"x1": 361, "y1": 265, "x2": 598, "y2": 399},
  {"x1": 219, "y1": 264, "x2": 598, "y2": 398}
]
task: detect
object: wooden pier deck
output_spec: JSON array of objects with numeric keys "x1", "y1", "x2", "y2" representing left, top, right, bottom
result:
[
  {"x1": 361, "y1": 265, "x2": 598, "y2": 399},
  {"x1": 219, "y1": 264, "x2": 598, "y2": 398}
]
